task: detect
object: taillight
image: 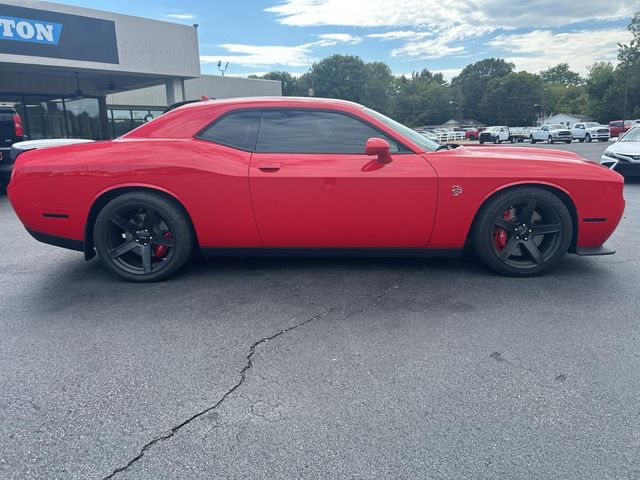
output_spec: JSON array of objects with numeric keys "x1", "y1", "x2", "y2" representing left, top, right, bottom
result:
[{"x1": 13, "y1": 113, "x2": 24, "y2": 138}]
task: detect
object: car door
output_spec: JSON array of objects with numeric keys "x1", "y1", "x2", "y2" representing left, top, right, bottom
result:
[{"x1": 248, "y1": 108, "x2": 438, "y2": 248}]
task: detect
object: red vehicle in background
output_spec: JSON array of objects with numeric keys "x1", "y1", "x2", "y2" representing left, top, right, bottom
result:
[
  {"x1": 609, "y1": 120, "x2": 635, "y2": 137},
  {"x1": 8, "y1": 97, "x2": 625, "y2": 282},
  {"x1": 465, "y1": 128, "x2": 479, "y2": 141}
]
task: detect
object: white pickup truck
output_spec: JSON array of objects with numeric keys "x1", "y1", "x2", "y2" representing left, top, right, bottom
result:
[
  {"x1": 529, "y1": 124, "x2": 573, "y2": 144},
  {"x1": 478, "y1": 126, "x2": 528, "y2": 144},
  {"x1": 571, "y1": 122, "x2": 610, "y2": 143}
]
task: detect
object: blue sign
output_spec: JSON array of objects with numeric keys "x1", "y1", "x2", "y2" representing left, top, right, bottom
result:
[
  {"x1": 0, "y1": 15, "x2": 62, "y2": 45},
  {"x1": 0, "y1": 5, "x2": 118, "y2": 64}
]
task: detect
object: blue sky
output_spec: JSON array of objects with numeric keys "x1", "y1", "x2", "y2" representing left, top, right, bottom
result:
[{"x1": 60, "y1": 1, "x2": 638, "y2": 80}]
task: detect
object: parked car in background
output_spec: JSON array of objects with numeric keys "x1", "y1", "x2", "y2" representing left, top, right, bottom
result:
[
  {"x1": 601, "y1": 125, "x2": 640, "y2": 179},
  {"x1": 571, "y1": 122, "x2": 610, "y2": 143},
  {"x1": 608, "y1": 120, "x2": 635, "y2": 137},
  {"x1": 0, "y1": 104, "x2": 25, "y2": 192},
  {"x1": 530, "y1": 124, "x2": 572, "y2": 144},
  {"x1": 465, "y1": 128, "x2": 479, "y2": 141},
  {"x1": 7, "y1": 96, "x2": 624, "y2": 281}
]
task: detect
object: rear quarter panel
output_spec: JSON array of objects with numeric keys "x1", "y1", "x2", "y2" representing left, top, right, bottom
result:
[{"x1": 10, "y1": 138, "x2": 262, "y2": 247}]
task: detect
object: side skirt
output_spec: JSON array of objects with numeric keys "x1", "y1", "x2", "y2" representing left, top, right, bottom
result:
[{"x1": 200, "y1": 247, "x2": 462, "y2": 259}]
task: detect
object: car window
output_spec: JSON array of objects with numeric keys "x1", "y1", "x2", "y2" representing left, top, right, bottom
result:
[
  {"x1": 255, "y1": 109, "x2": 402, "y2": 154},
  {"x1": 198, "y1": 110, "x2": 260, "y2": 151}
]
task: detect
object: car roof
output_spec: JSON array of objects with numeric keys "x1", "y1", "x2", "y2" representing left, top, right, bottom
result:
[{"x1": 175, "y1": 96, "x2": 365, "y2": 112}]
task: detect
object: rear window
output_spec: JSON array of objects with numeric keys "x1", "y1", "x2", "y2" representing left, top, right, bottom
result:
[{"x1": 197, "y1": 110, "x2": 260, "y2": 151}]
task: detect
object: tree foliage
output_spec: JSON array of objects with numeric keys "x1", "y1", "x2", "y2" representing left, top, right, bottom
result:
[{"x1": 540, "y1": 63, "x2": 582, "y2": 86}]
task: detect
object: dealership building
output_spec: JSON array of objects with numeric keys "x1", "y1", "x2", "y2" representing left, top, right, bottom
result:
[{"x1": 0, "y1": 1, "x2": 281, "y2": 140}]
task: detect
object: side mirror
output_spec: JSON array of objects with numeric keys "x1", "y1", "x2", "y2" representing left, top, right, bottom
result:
[{"x1": 365, "y1": 137, "x2": 392, "y2": 163}]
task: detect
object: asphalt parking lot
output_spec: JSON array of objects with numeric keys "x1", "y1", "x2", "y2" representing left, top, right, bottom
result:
[{"x1": 1, "y1": 141, "x2": 639, "y2": 480}]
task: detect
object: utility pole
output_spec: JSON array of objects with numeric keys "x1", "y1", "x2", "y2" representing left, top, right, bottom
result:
[{"x1": 620, "y1": 43, "x2": 630, "y2": 123}]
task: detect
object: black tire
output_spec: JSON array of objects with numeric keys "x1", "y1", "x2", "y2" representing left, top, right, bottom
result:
[
  {"x1": 479, "y1": 140, "x2": 484, "y2": 144},
  {"x1": 510, "y1": 137, "x2": 515, "y2": 144},
  {"x1": 494, "y1": 137, "x2": 500, "y2": 144},
  {"x1": 578, "y1": 138, "x2": 584, "y2": 143},
  {"x1": 529, "y1": 135, "x2": 536, "y2": 144},
  {"x1": 585, "y1": 133, "x2": 591, "y2": 143},
  {"x1": 547, "y1": 135, "x2": 554, "y2": 144},
  {"x1": 472, "y1": 187, "x2": 572, "y2": 277},
  {"x1": 94, "y1": 192, "x2": 194, "y2": 282}
]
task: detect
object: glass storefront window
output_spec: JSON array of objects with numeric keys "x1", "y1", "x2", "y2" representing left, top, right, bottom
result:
[
  {"x1": 110, "y1": 109, "x2": 133, "y2": 138},
  {"x1": 1, "y1": 94, "x2": 106, "y2": 141},
  {"x1": 23, "y1": 98, "x2": 66, "y2": 140},
  {"x1": 64, "y1": 97, "x2": 101, "y2": 139}
]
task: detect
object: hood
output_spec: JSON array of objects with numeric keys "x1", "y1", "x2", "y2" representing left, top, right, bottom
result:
[
  {"x1": 606, "y1": 140, "x2": 640, "y2": 156},
  {"x1": 460, "y1": 145, "x2": 587, "y2": 165}
]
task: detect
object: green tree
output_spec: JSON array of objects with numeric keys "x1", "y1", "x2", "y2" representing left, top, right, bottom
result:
[
  {"x1": 451, "y1": 58, "x2": 514, "y2": 123},
  {"x1": 479, "y1": 72, "x2": 543, "y2": 126},
  {"x1": 540, "y1": 63, "x2": 582, "y2": 86},
  {"x1": 306, "y1": 54, "x2": 368, "y2": 103},
  {"x1": 392, "y1": 70, "x2": 455, "y2": 127},
  {"x1": 249, "y1": 71, "x2": 305, "y2": 96},
  {"x1": 362, "y1": 61, "x2": 395, "y2": 115}
]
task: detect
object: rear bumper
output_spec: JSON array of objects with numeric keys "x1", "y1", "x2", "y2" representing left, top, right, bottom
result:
[
  {"x1": 575, "y1": 244, "x2": 615, "y2": 256},
  {"x1": 26, "y1": 229, "x2": 85, "y2": 252}
]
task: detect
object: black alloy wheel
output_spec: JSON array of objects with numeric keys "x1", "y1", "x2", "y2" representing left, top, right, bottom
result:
[
  {"x1": 94, "y1": 192, "x2": 194, "y2": 282},
  {"x1": 472, "y1": 187, "x2": 572, "y2": 276}
]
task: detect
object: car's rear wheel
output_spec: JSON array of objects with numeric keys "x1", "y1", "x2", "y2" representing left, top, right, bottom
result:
[
  {"x1": 94, "y1": 192, "x2": 194, "y2": 282},
  {"x1": 472, "y1": 187, "x2": 572, "y2": 277}
]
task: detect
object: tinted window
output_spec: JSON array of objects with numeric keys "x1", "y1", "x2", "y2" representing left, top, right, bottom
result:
[
  {"x1": 256, "y1": 109, "x2": 401, "y2": 154},
  {"x1": 199, "y1": 110, "x2": 260, "y2": 151}
]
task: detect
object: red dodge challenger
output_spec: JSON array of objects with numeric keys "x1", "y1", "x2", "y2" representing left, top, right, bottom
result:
[{"x1": 8, "y1": 97, "x2": 625, "y2": 281}]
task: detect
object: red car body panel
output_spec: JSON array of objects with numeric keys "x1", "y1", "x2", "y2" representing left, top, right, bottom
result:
[{"x1": 8, "y1": 97, "x2": 625, "y2": 257}]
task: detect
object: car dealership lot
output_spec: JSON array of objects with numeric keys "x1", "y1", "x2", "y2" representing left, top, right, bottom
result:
[{"x1": 1, "y1": 141, "x2": 639, "y2": 479}]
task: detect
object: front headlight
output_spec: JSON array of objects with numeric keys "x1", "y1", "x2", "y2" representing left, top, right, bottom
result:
[{"x1": 603, "y1": 150, "x2": 619, "y2": 160}]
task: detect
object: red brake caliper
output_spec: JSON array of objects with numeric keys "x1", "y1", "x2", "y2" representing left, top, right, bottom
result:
[
  {"x1": 494, "y1": 210, "x2": 511, "y2": 250},
  {"x1": 153, "y1": 231, "x2": 173, "y2": 257}
]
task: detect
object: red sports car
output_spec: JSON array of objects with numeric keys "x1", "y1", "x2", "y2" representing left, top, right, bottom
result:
[{"x1": 8, "y1": 97, "x2": 625, "y2": 281}]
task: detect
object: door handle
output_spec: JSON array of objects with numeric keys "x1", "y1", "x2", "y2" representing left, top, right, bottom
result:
[{"x1": 257, "y1": 164, "x2": 281, "y2": 173}]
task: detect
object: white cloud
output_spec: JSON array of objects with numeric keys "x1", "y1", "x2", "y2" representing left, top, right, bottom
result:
[
  {"x1": 367, "y1": 31, "x2": 431, "y2": 41},
  {"x1": 166, "y1": 13, "x2": 195, "y2": 20},
  {"x1": 392, "y1": 25, "x2": 493, "y2": 59},
  {"x1": 266, "y1": 0, "x2": 635, "y2": 29},
  {"x1": 266, "y1": 0, "x2": 636, "y2": 61},
  {"x1": 488, "y1": 28, "x2": 633, "y2": 74},
  {"x1": 201, "y1": 33, "x2": 366, "y2": 69},
  {"x1": 316, "y1": 33, "x2": 362, "y2": 45},
  {"x1": 201, "y1": 43, "x2": 317, "y2": 68}
]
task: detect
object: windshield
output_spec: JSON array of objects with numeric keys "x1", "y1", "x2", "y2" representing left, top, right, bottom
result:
[
  {"x1": 364, "y1": 107, "x2": 439, "y2": 152},
  {"x1": 486, "y1": 126, "x2": 501, "y2": 132},
  {"x1": 620, "y1": 126, "x2": 640, "y2": 142},
  {"x1": 585, "y1": 122, "x2": 600, "y2": 128},
  {"x1": 549, "y1": 124, "x2": 564, "y2": 130}
]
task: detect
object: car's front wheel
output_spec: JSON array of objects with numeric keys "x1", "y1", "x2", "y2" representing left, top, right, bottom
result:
[
  {"x1": 94, "y1": 192, "x2": 194, "y2": 282},
  {"x1": 585, "y1": 133, "x2": 592, "y2": 143},
  {"x1": 547, "y1": 135, "x2": 554, "y2": 144},
  {"x1": 529, "y1": 135, "x2": 536, "y2": 144},
  {"x1": 472, "y1": 187, "x2": 572, "y2": 276}
]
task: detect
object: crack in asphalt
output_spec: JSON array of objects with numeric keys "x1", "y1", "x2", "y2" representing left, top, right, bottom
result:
[{"x1": 102, "y1": 307, "x2": 334, "y2": 479}]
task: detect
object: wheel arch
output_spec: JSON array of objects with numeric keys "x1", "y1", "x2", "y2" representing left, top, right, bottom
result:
[
  {"x1": 84, "y1": 185, "x2": 198, "y2": 260},
  {"x1": 469, "y1": 182, "x2": 578, "y2": 252}
]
